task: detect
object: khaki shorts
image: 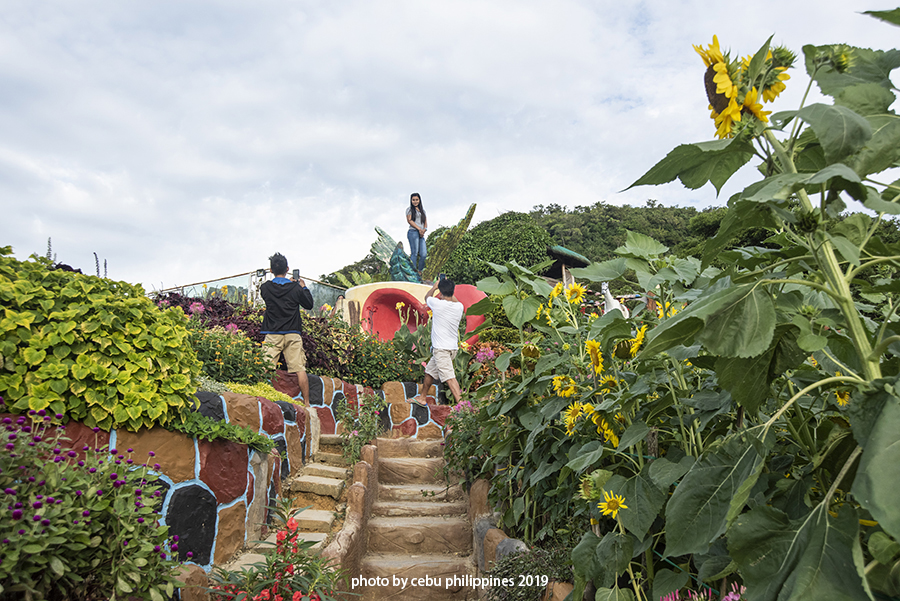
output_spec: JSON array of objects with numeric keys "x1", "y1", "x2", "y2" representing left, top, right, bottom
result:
[
  {"x1": 263, "y1": 333, "x2": 307, "y2": 373},
  {"x1": 425, "y1": 348, "x2": 458, "y2": 382}
]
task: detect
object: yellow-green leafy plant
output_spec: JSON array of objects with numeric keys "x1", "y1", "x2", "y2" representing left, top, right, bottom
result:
[
  {"x1": 225, "y1": 381, "x2": 294, "y2": 404},
  {"x1": 0, "y1": 249, "x2": 201, "y2": 431}
]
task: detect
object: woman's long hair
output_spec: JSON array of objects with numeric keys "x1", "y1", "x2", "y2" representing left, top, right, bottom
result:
[{"x1": 409, "y1": 193, "x2": 425, "y2": 224}]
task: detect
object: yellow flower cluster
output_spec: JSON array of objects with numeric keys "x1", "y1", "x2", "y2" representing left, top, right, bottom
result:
[
  {"x1": 561, "y1": 401, "x2": 619, "y2": 447},
  {"x1": 585, "y1": 339, "x2": 603, "y2": 375}
]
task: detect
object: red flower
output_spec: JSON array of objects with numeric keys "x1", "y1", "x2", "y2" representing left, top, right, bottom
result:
[
  {"x1": 276, "y1": 530, "x2": 287, "y2": 543},
  {"x1": 286, "y1": 517, "x2": 298, "y2": 531}
]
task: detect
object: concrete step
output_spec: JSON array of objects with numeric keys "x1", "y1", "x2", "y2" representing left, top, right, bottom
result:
[
  {"x1": 357, "y1": 553, "x2": 475, "y2": 601},
  {"x1": 313, "y1": 451, "x2": 349, "y2": 467},
  {"x1": 290, "y1": 508, "x2": 335, "y2": 531},
  {"x1": 291, "y1": 474, "x2": 344, "y2": 498},
  {"x1": 260, "y1": 530, "x2": 328, "y2": 553},
  {"x1": 224, "y1": 551, "x2": 267, "y2": 574},
  {"x1": 376, "y1": 437, "x2": 444, "y2": 458},
  {"x1": 379, "y1": 457, "x2": 445, "y2": 485},
  {"x1": 367, "y1": 516, "x2": 472, "y2": 554},
  {"x1": 320, "y1": 434, "x2": 342, "y2": 446},
  {"x1": 302, "y1": 463, "x2": 349, "y2": 479},
  {"x1": 373, "y1": 500, "x2": 468, "y2": 518},
  {"x1": 378, "y1": 483, "x2": 465, "y2": 503}
]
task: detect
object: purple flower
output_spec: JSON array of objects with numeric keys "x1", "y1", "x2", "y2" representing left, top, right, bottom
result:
[
  {"x1": 37, "y1": 410, "x2": 46, "y2": 417},
  {"x1": 186, "y1": 551, "x2": 193, "y2": 558},
  {"x1": 82, "y1": 510, "x2": 90, "y2": 517},
  {"x1": 135, "y1": 489, "x2": 142, "y2": 496},
  {"x1": 127, "y1": 448, "x2": 133, "y2": 453},
  {"x1": 67, "y1": 451, "x2": 76, "y2": 457},
  {"x1": 92, "y1": 427, "x2": 100, "y2": 433},
  {"x1": 41, "y1": 519, "x2": 50, "y2": 526},
  {"x1": 75, "y1": 490, "x2": 83, "y2": 496},
  {"x1": 53, "y1": 456, "x2": 62, "y2": 463},
  {"x1": 11, "y1": 510, "x2": 22, "y2": 520},
  {"x1": 5, "y1": 443, "x2": 13, "y2": 451},
  {"x1": 109, "y1": 448, "x2": 117, "y2": 454},
  {"x1": 96, "y1": 490, "x2": 103, "y2": 496},
  {"x1": 55, "y1": 413, "x2": 63, "y2": 419},
  {"x1": 32, "y1": 515, "x2": 41, "y2": 521},
  {"x1": 17, "y1": 529, "x2": 25, "y2": 535},
  {"x1": 154, "y1": 545, "x2": 161, "y2": 552},
  {"x1": 138, "y1": 517, "x2": 144, "y2": 523},
  {"x1": 171, "y1": 544, "x2": 178, "y2": 551},
  {"x1": 153, "y1": 463, "x2": 160, "y2": 470},
  {"x1": 32, "y1": 436, "x2": 41, "y2": 442},
  {"x1": 77, "y1": 461, "x2": 84, "y2": 467},
  {"x1": 173, "y1": 535, "x2": 179, "y2": 542},
  {"x1": 110, "y1": 473, "x2": 118, "y2": 480},
  {"x1": 32, "y1": 501, "x2": 42, "y2": 509},
  {"x1": 0, "y1": 418, "x2": 9, "y2": 424},
  {"x1": 8, "y1": 434, "x2": 16, "y2": 441},
  {"x1": 148, "y1": 451, "x2": 155, "y2": 457},
  {"x1": 123, "y1": 541, "x2": 128, "y2": 547},
  {"x1": 13, "y1": 502, "x2": 21, "y2": 508},
  {"x1": 88, "y1": 468, "x2": 96, "y2": 473},
  {"x1": 113, "y1": 480, "x2": 123, "y2": 488},
  {"x1": 3, "y1": 488, "x2": 15, "y2": 496}
]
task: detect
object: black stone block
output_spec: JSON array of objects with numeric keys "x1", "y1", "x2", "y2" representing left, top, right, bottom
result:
[
  {"x1": 403, "y1": 382, "x2": 418, "y2": 399},
  {"x1": 411, "y1": 402, "x2": 429, "y2": 425},
  {"x1": 308, "y1": 376, "x2": 324, "y2": 406},
  {"x1": 194, "y1": 391, "x2": 225, "y2": 421},
  {"x1": 274, "y1": 400, "x2": 297, "y2": 422},
  {"x1": 273, "y1": 436, "x2": 289, "y2": 479},
  {"x1": 332, "y1": 391, "x2": 345, "y2": 417},
  {"x1": 165, "y1": 484, "x2": 217, "y2": 565}
]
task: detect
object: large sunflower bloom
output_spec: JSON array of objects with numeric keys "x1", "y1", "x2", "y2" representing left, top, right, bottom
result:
[
  {"x1": 693, "y1": 35, "x2": 725, "y2": 67},
  {"x1": 585, "y1": 339, "x2": 603, "y2": 375},
  {"x1": 598, "y1": 490, "x2": 628, "y2": 519},
  {"x1": 562, "y1": 401, "x2": 583, "y2": 434},
  {"x1": 565, "y1": 282, "x2": 587, "y2": 304},
  {"x1": 742, "y1": 87, "x2": 771, "y2": 123},
  {"x1": 713, "y1": 97, "x2": 742, "y2": 139},
  {"x1": 553, "y1": 375, "x2": 577, "y2": 398}
]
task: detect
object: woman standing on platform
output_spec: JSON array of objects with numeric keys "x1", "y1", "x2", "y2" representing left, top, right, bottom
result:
[{"x1": 406, "y1": 192, "x2": 427, "y2": 275}]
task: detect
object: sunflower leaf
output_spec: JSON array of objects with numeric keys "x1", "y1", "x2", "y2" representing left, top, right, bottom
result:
[
  {"x1": 746, "y1": 35, "x2": 774, "y2": 91},
  {"x1": 803, "y1": 45, "x2": 900, "y2": 98},
  {"x1": 864, "y1": 8, "x2": 900, "y2": 27},
  {"x1": 627, "y1": 139, "x2": 753, "y2": 194},
  {"x1": 797, "y1": 103, "x2": 872, "y2": 165}
]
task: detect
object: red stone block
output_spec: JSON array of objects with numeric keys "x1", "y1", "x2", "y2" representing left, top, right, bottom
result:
[
  {"x1": 259, "y1": 398, "x2": 285, "y2": 436},
  {"x1": 342, "y1": 381, "x2": 359, "y2": 407},
  {"x1": 429, "y1": 405, "x2": 452, "y2": 427},
  {"x1": 398, "y1": 418, "x2": 417, "y2": 436},
  {"x1": 49, "y1": 421, "x2": 111, "y2": 461},
  {"x1": 272, "y1": 370, "x2": 301, "y2": 399},
  {"x1": 247, "y1": 471, "x2": 255, "y2": 505},
  {"x1": 198, "y1": 439, "x2": 250, "y2": 504},
  {"x1": 316, "y1": 406, "x2": 336, "y2": 435},
  {"x1": 294, "y1": 405, "x2": 307, "y2": 439}
]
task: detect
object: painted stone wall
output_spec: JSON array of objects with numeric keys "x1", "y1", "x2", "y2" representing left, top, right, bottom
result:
[
  {"x1": 25, "y1": 390, "x2": 309, "y2": 573},
  {"x1": 273, "y1": 372, "x2": 453, "y2": 440}
]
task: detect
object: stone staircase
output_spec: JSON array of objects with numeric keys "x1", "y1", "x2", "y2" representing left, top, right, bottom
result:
[
  {"x1": 358, "y1": 438, "x2": 475, "y2": 601},
  {"x1": 225, "y1": 434, "x2": 349, "y2": 572}
]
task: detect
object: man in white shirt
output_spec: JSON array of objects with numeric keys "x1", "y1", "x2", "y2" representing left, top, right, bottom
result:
[{"x1": 413, "y1": 276, "x2": 465, "y2": 406}]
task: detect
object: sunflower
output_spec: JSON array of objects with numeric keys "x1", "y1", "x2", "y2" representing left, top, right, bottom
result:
[
  {"x1": 762, "y1": 68, "x2": 790, "y2": 102},
  {"x1": 657, "y1": 301, "x2": 679, "y2": 319},
  {"x1": 629, "y1": 325, "x2": 648, "y2": 358},
  {"x1": 712, "y1": 97, "x2": 742, "y2": 139},
  {"x1": 598, "y1": 490, "x2": 628, "y2": 519},
  {"x1": 565, "y1": 282, "x2": 587, "y2": 304},
  {"x1": 552, "y1": 375, "x2": 577, "y2": 398},
  {"x1": 562, "y1": 401, "x2": 584, "y2": 434},
  {"x1": 550, "y1": 282, "x2": 564, "y2": 301},
  {"x1": 835, "y1": 390, "x2": 850, "y2": 406},
  {"x1": 693, "y1": 35, "x2": 725, "y2": 67},
  {"x1": 599, "y1": 375, "x2": 618, "y2": 391},
  {"x1": 585, "y1": 339, "x2": 603, "y2": 374},
  {"x1": 741, "y1": 87, "x2": 771, "y2": 123}
]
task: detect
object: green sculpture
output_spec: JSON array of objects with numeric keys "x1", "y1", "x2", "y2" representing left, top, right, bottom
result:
[{"x1": 422, "y1": 203, "x2": 476, "y2": 282}]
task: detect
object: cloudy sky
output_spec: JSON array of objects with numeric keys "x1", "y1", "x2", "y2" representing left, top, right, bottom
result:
[{"x1": 3, "y1": 1, "x2": 898, "y2": 291}]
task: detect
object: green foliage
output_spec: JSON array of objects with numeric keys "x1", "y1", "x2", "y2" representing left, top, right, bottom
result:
[
  {"x1": 334, "y1": 392, "x2": 387, "y2": 464},
  {"x1": 0, "y1": 252, "x2": 202, "y2": 431},
  {"x1": 0, "y1": 410, "x2": 182, "y2": 599},
  {"x1": 209, "y1": 498, "x2": 345, "y2": 600},
  {"x1": 442, "y1": 212, "x2": 555, "y2": 284},
  {"x1": 319, "y1": 252, "x2": 388, "y2": 287},
  {"x1": 167, "y1": 410, "x2": 276, "y2": 454},
  {"x1": 188, "y1": 324, "x2": 274, "y2": 385},
  {"x1": 422, "y1": 202, "x2": 477, "y2": 282}
]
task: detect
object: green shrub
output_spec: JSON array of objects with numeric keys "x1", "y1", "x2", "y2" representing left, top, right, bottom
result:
[
  {"x1": 341, "y1": 328, "x2": 419, "y2": 389},
  {"x1": 166, "y1": 411, "x2": 276, "y2": 454},
  {"x1": 188, "y1": 324, "x2": 274, "y2": 384},
  {"x1": 0, "y1": 249, "x2": 201, "y2": 431},
  {"x1": 335, "y1": 392, "x2": 387, "y2": 464},
  {"x1": 0, "y1": 406, "x2": 183, "y2": 599},
  {"x1": 442, "y1": 212, "x2": 554, "y2": 284}
]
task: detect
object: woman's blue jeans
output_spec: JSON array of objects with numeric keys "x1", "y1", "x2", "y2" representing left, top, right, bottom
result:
[{"x1": 407, "y1": 229, "x2": 427, "y2": 271}]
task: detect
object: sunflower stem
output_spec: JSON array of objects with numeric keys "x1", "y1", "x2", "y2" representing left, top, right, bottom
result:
[{"x1": 763, "y1": 129, "x2": 881, "y2": 382}]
